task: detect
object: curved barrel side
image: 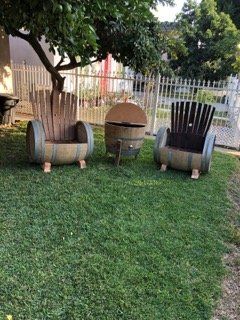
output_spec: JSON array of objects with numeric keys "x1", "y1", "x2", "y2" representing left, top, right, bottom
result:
[
  {"x1": 201, "y1": 133, "x2": 216, "y2": 173},
  {"x1": 76, "y1": 121, "x2": 94, "y2": 159},
  {"x1": 26, "y1": 120, "x2": 46, "y2": 163},
  {"x1": 153, "y1": 127, "x2": 169, "y2": 163}
]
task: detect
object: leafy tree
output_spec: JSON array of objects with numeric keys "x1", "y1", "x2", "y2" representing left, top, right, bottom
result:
[
  {"x1": 216, "y1": 0, "x2": 240, "y2": 29},
  {"x1": 171, "y1": 0, "x2": 240, "y2": 81},
  {"x1": 0, "y1": 0, "x2": 174, "y2": 92}
]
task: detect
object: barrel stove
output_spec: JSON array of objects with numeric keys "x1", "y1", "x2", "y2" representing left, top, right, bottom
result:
[{"x1": 105, "y1": 102, "x2": 147, "y2": 165}]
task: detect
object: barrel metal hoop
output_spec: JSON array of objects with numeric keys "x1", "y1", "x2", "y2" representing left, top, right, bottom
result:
[
  {"x1": 187, "y1": 152, "x2": 193, "y2": 171},
  {"x1": 39, "y1": 122, "x2": 45, "y2": 163},
  {"x1": 83, "y1": 122, "x2": 94, "y2": 159},
  {"x1": 154, "y1": 127, "x2": 169, "y2": 163},
  {"x1": 51, "y1": 144, "x2": 57, "y2": 164},
  {"x1": 167, "y1": 150, "x2": 173, "y2": 167},
  {"x1": 74, "y1": 143, "x2": 81, "y2": 162},
  {"x1": 31, "y1": 120, "x2": 45, "y2": 163},
  {"x1": 201, "y1": 133, "x2": 216, "y2": 172}
]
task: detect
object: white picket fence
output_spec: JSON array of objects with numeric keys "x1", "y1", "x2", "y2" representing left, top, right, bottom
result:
[{"x1": 11, "y1": 62, "x2": 240, "y2": 149}]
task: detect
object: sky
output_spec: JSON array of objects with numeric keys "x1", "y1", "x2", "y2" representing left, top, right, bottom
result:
[
  {"x1": 154, "y1": 0, "x2": 186, "y2": 22},
  {"x1": 154, "y1": 0, "x2": 201, "y2": 22}
]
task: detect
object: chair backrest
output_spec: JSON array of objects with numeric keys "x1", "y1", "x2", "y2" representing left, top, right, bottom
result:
[
  {"x1": 169, "y1": 101, "x2": 215, "y2": 152},
  {"x1": 30, "y1": 89, "x2": 78, "y2": 141}
]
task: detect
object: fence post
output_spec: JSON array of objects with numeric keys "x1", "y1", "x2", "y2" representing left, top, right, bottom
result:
[
  {"x1": 75, "y1": 67, "x2": 80, "y2": 120},
  {"x1": 233, "y1": 77, "x2": 240, "y2": 149},
  {"x1": 150, "y1": 73, "x2": 160, "y2": 135}
]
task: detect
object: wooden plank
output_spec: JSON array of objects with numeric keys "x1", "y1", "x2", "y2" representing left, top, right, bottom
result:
[
  {"x1": 201, "y1": 105, "x2": 212, "y2": 135},
  {"x1": 45, "y1": 90, "x2": 54, "y2": 141},
  {"x1": 29, "y1": 91, "x2": 38, "y2": 119},
  {"x1": 52, "y1": 90, "x2": 61, "y2": 141},
  {"x1": 34, "y1": 90, "x2": 41, "y2": 120},
  {"x1": 64, "y1": 93, "x2": 71, "y2": 140},
  {"x1": 68, "y1": 93, "x2": 76, "y2": 140},
  {"x1": 59, "y1": 92, "x2": 66, "y2": 141},
  {"x1": 192, "y1": 103, "x2": 202, "y2": 134},
  {"x1": 182, "y1": 101, "x2": 190, "y2": 133},
  {"x1": 178, "y1": 101, "x2": 184, "y2": 133},
  {"x1": 197, "y1": 103, "x2": 209, "y2": 135},
  {"x1": 204, "y1": 107, "x2": 215, "y2": 135},
  {"x1": 188, "y1": 102, "x2": 196, "y2": 133},
  {"x1": 39, "y1": 90, "x2": 50, "y2": 140}
]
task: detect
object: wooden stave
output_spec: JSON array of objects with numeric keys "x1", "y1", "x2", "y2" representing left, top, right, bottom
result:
[
  {"x1": 76, "y1": 121, "x2": 94, "y2": 159},
  {"x1": 44, "y1": 142, "x2": 88, "y2": 165},
  {"x1": 153, "y1": 127, "x2": 169, "y2": 163},
  {"x1": 105, "y1": 122, "x2": 146, "y2": 156},
  {"x1": 158, "y1": 147, "x2": 202, "y2": 171},
  {"x1": 26, "y1": 120, "x2": 46, "y2": 164}
]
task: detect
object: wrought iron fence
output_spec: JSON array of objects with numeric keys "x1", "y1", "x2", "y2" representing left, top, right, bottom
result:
[{"x1": 11, "y1": 62, "x2": 240, "y2": 149}]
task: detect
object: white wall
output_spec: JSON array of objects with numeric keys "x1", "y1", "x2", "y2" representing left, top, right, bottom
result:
[
  {"x1": 0, "y1": 27, "x2": 13, "y2": 93},
  {"x1": 9, "y1": 35, "x2": 56, "y2": 66}
]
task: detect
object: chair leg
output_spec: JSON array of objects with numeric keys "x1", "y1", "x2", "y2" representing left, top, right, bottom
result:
[
  {"x1": 115, "y1": 139, "x2": 122, "y2": 166},
  {"x1": 78, "y1": 160, "x2": 86, "y2": 169},
  {"x1": 160, "y1": 164, "x2": 167, "y2": 172},
  {"x1": 42, "y1": 162, "x2": 51, "y2": 173},
  {"x1": 191, "y1": 169, "x2": 200, "y2": 180}
]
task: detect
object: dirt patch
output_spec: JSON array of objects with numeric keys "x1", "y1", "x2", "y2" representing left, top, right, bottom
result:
[{"x1": 213, "y1": 162, "x2": 240, "y2": 320}]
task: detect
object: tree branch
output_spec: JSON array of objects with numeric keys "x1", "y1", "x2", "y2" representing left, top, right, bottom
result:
[
  {"x1": 11, "y1": 29, "x2": 65, "y2": 91},
  {"x1": 56, "y1": 57, "x2": 101, "y2": 71}
]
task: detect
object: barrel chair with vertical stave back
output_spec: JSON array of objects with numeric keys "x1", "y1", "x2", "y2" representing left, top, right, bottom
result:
[
  {"x1": 26, "y1": 89, "x2": 94, "y2": 172},
  {"x1": 153, "y1": 101, "x2": 216, "y2": 179}
]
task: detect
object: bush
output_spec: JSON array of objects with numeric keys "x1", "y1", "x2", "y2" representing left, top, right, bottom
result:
[{"x1": 195, "y1": 89, "x2": 216, "y2": 103}]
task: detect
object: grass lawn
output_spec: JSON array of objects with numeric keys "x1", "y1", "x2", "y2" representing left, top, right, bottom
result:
[{"x1": 0, "y1": 123, "x2": 239, "y2": 320}]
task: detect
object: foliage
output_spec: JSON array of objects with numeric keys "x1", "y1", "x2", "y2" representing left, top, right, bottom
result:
[
  {"x1": 0, "y1": 0, "x2": 174, "y2": 90},
  {"x1": 195, "y1": 89, "x2": 217, "y2": 103},
  {"x1": 171, "y1": 0, "x2": 240, "y2": 81},
  {"x1": 216, "y1": 0, "x2": 240, "y2": 30},
  {"x1": 0, "y1": 123, "x2": 239, "y2": 319}
]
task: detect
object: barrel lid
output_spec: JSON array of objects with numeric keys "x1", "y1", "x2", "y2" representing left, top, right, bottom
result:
[{"x1": 105, "y1": 102, "x2": 147, "y2": 126}]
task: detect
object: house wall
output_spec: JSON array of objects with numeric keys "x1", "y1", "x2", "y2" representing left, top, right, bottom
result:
[
  {"x1": 9, "y1": 35, "x2": 55, "y2": 66},
  {"x1": 0, "y1": 27, "x2": 13, "y2": 93}
]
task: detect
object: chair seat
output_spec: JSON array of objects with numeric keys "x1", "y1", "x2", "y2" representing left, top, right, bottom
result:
[{"x1": 159, "y1": 146, "x2": 203, "y2": 171}]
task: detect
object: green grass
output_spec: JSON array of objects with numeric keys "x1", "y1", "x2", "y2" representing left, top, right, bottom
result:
[{"x1": 0, "y1": 123, "x2": 238, "y2": 320}]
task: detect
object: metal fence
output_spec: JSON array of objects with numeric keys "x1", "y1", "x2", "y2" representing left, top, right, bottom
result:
[{"x1": 12, "y1": 62, "x2": 240, "y2": 149}]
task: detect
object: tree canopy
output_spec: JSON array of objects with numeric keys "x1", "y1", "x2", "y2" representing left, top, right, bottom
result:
[
  {"x1": 0, "y1": 0, "x2": 174, "y2": 90},
  {"x1": 216, "y1": 0, "x2": 240, "y2": 30},
  {"x1": 170, "y1": 0, "x2": 240, "y2": 81}
]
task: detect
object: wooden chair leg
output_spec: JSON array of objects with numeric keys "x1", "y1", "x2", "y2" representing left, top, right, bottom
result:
[
  {"x1": 191, "y1": 169, "x2": 200, "y2": 180},
  {"x1": 78, "y1": 160, "x2": 86, "y2": 169},
  {"x1": 115, "y1": 139, "x2": 122, "y2": 166},
  {"x1": 160, "y1": 164, "x2": 167, "y2": 172},
  {"x1": 42, "y1": 162, "x2": 51, "y2": 173}
]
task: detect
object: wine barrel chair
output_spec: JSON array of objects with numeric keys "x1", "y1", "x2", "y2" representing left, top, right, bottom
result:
[
  {"x1": 26, "y1": 90, "x2": 94, "y2": 172},
  {"x1": 154, "y1": 101, "x2": 216, "y2": 179}
]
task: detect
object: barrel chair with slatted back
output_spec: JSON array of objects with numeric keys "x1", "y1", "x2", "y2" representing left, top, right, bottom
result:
[
  {"x1": 26, "y1": 89, "x2": 94, "y2": 172},
  {"x1": 153, "y1": 101, "x2": 216, "y2": 179}
]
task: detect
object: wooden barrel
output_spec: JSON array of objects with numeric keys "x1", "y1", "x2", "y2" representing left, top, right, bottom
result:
[
  {"x1": 76, "y1": 121, "x2": 94, "y2": 159},
  {"x1": 105, "y1": 102, "x2": 147, "y2": 157},
  {"x1": 44, "y1": 142, "x2": 89, "y2": 165},
  {"x1": 26, "y1": 120, "x2": 46, "y2": 163},
  {"x1": 105, "y1": 122, "x2": 146, "y2": 156},
  {"x1": 154, "y1": 127, "x2": 216, "y2": 172}
]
